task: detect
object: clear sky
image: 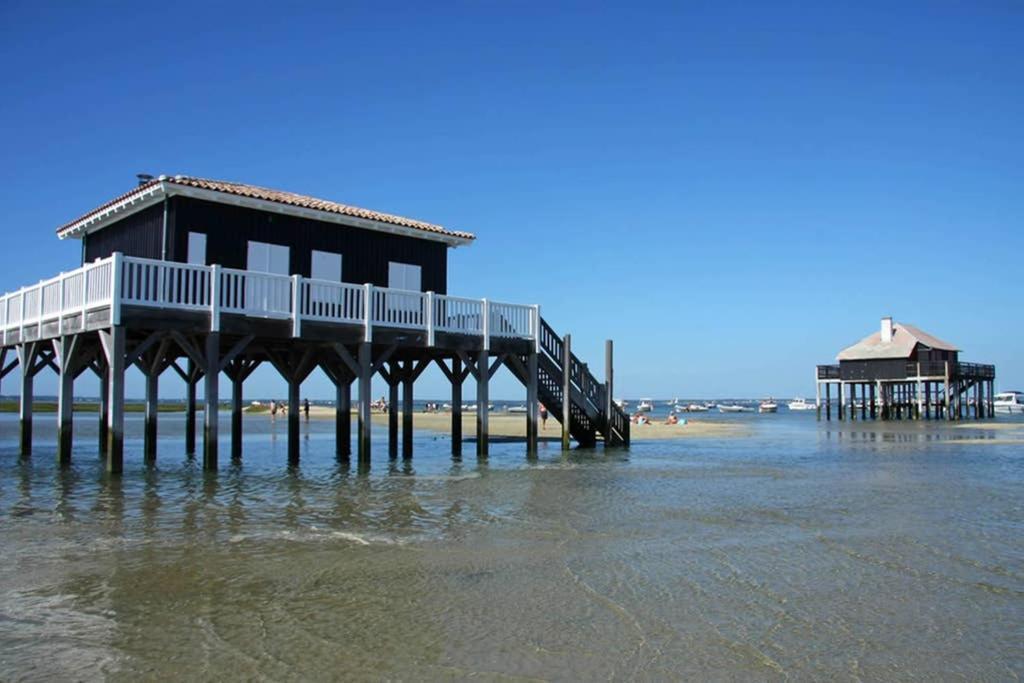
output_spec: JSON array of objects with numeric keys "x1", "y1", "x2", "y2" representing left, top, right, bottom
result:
[{"x1": 1, "y1": 1, "x2": 1021, "y2": 401}]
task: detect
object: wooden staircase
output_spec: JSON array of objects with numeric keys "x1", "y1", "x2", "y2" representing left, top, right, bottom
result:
[{"x1": 506, "y1": 318, "x2": 629, "y2": 447}]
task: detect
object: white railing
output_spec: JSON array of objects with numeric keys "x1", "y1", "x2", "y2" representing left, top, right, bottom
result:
[
  {"x1": 218, "y1": 267, "x2": 291, "y2": 318},
  {"x1": 0, "y1": 253, "x2": 540, "y2": 346},
  {"x1": 0, "y1": 258, "x2": 118, "y2": 341},
  {"x1": 299, "y1": 278, "x2": 365, "y2": 324}
]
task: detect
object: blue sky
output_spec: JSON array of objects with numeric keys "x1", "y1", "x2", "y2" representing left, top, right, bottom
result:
[{"x1": 0, "y1": 1, "x2": 1021, "y2": 400}]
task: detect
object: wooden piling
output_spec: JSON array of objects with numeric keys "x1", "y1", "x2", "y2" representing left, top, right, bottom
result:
[
  {"x1": 287, "y1": 376, "x2": 300, "y2": 465},
  {"x1": 185, "y1": 360, "x2": 197, "y2": 454},
  {"x1": 451, "y1": 356, "x2": 463, "y2": 457},
  {"x1": 476, "y1": 350, "x2": 489, "y2": 457},
  {"x1": 17, "y1": 343, "x2": 37, "y2": 456},
  {"x1": 527, "y1": 351, "x2": 539, "y2": 454},
  {"x1": 336, "y1": 379, "x2": 351, "y2": 459},
  {"x1": 144, "y1": 368, "x2": 159, "y2": 462},
  {"x1": 357, "y1": 342, "x2": 372, "y2": 463},
  {"x1": 562, "y1": 334, "x2": 571, "y2": 448},
  {"x1": 402, "y1": 364, "x2": 414, "y2": 459},
  {"x1": 102, "y1": 327, "x2": 126, "y2": 474},
  {"x1": 203, "y1": 332, "x2": 220, "y2": 470},
  {"x1": 388, "y1": 366, "x2": 399, "y2": 459},
  {"x1": 54, "y1": 336, "x2": 81, "y2": 467},
  {"x1": 97, "y1": 360, "x2": 109, "y2": 455}
]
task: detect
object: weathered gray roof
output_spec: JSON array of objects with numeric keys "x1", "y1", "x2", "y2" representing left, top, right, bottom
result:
[{"x1": 837, "y1": 322, "x2": 959, "y2": 361}]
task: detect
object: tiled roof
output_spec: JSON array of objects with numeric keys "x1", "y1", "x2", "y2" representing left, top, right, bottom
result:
[
  {"x1": 56, "y1": 175, "x2": 475, "y2": 242},
  {"x1": 837, "y1": 322, "x2": 959, "y2": 361}
]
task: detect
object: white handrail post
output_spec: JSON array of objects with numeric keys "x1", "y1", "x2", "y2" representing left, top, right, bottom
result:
[
  {"x1": 482, "y1": 298, "x2": 490, "y2": 351},
  {"x1": 426, "y1": 291, "x2": 435, "y2": 347},
  {"x1": 110, "y1": 252, "x2": 123, "y2": 326},
  {"x1": 291, "y1": 274, "x2": 302, "y2": 337},
  {"x1": 532, "y1": 305, "x2": 541, "y2": 353},
  {"x1": 210, "y1": 264, "x2": 221, "y2": 332},
  {"x1": 19, "y1": 289, "x2": 25, "y2": 339},
  {"x1": 81, "y1": 265, "x2": 89, "y2": 330},
  {"x1": 363, "y1": 283, "x2": 373, "y2": 342},
  {"x1": 57, "y1": 271, "x2": 65, "y2": 335}
]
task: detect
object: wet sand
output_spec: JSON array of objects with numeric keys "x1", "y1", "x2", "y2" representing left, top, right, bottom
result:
[{"x1": 254, "y1": 405, "x2": 749, "y2": 440}]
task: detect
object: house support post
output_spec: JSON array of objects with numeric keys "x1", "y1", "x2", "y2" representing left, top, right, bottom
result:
[
  {"x1": 231, "y1": 374, "x2": 244, "y2": 460},
  {"x1": 451, "y1": 357, "x2": 463, "y2": 457},
  {"x1": 870, "y1": 382, "x2": 876, "y2": 419},
  {"x1": 815, "y1": 377, "x2": 821, "y2": 421},
  {"x1": 357, "y1": 342, "x2": 372, "y2": 463},
  {"x1": 336, "y1": 379, "x2": 351, "y2": 459},
  {"x1": 55, "y1": 336, "x2": 84, "y2": 467},
  {"x1": 476, "y1": 350, "x2": 489, "y2": 458},
  {"x1": 850, "y1": 383, "x2": 857, "y2": 421},
  {"x1": 16, "y1": 343, "x2": 38, "y2": 456},
  {"x1": 97, "y1": 360, "x2": 109, "y2": 454},
  {"x1": 203, "y1": 332, "x2": 220, "y2": 470},
  {"x1": 402, "y1": 363, "x2": 414, "y2": 459},
  {"x1": 100, "y1": 327, "x2": 126, "y2": 474},
  {"x1": 185, "y1": 360, "x2": 197, "y2": 454},
  {"x1": 526, "y1": 351, "x2": 539, "y2": 454},
  {"x1": 144, "y1": 367, "x2": 159, "y2": 462},
  {"x1": 838, "y1": 382, "x2": 845, "y2": 421},
  {"x1": 825, "y1": 382, "x2": 831, "y2": 420},
  {"x1": 287, "y1": 376, "x2": 300, "y2": 465},
  {"x1": 562, "y1": 334, "x2": 571, "y2": 449},
  {"x1": 388, "y1": 365, "x2": 399, "y2": 459}
]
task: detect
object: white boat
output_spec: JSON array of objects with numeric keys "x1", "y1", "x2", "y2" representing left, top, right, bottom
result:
[
  {"x1": 719, "y1": 404, "x2": 752, "y2": 413},
  {"x1": 614, "y1": 399, "x2": 628, "y2": 411},
  {"x1": 787, "y1": 397, "x2": 815, "y2": 411},
  {"x1": 758, "y1": 400, "x2": 778, "y2": 414},
  {"x1": 507, "y1": 405, "x2": 528, "y2": 414},
  {"x1": 703, "y1": 402, "x2": 717, "y2": 410},
  {"x1": 637, "y1": 399, "x2": 654, "y2": 413},
  {"x1": 666, "y1": 398, "x2": 679, "y2": 407},
  {"x1": 677, "y1": 403, "x2": 707, "y2": 413},
  {"x1": 993, "y1": 391, "x2": 1024, "y2": 414}
]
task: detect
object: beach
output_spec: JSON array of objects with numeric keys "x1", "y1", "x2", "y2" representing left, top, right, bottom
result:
[{"x1": 251, "y1": 404, "x2": 751, "y2": 440}]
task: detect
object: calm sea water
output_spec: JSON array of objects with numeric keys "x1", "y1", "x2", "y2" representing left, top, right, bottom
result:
[{"x1": 1, "y1": 409, "x2": 1022, "y2": 681}]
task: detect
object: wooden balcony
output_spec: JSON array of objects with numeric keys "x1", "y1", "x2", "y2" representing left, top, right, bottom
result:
[{"x1": 0, "y1": 253, "x2": 539, "y2": 352}]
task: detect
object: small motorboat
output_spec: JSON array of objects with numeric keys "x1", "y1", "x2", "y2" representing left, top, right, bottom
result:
[
  {"x1": 677, "y1": 403, "x2": 708, "y2": 413},
  {"x1": 507, "y1": 405, "x2": 528, "y2": 414},
  {"x1": 637, "y1": 399, "x2": 654, "y2": 413},
  {"x1": 758, "y1": 400, "x2": 778, "y2": 413},
  {"x1": 719, "y1": 404, "x2": 752, "y2": 413},
  {"x1": 787, "y1": 397, "x2": 815, "y2": 411},
  {"x1": 994, "y1": 391, "x2": 1024, "y2": 414}
]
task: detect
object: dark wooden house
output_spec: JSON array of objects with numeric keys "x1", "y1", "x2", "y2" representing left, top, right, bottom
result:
[
  {"x1": 62, "y1": 175, "x2": 475, "y2": 294},
  {"x1": 816, "y1": 317, "x2": 995, "y2": 421},
  {"x1": 0, "y1": 174, "x2": 629, "y2": 474}
]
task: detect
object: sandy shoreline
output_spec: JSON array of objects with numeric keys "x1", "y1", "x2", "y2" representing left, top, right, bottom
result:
[{"x1": 249, "y1": 405, "x2": 749, "y2": 440}]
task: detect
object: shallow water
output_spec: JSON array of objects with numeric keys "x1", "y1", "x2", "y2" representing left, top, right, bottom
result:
[{"x1": 1, "y1": 411, "x2": 1022, "y2": 681}]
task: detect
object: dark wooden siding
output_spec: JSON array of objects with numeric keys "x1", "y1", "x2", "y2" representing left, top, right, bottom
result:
[
  {"x1": 168, "y1": 197, "x2": 448, "y2": 293},
  {"x1": 82, "y1": 203, "x2": 165, "y2": 262},
  {"x1": 840, "y1": 359, "x2": 911, "y2": 381}
]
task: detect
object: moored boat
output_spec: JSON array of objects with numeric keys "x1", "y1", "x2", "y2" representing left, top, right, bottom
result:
[
  {"x1": 637, "y1": 399, "x2": 654, "y2": 413},
  {"x1": 758, "y1": 400, "x2": 778, "y2": 413},
  {"x1": 787, "y1": 397, "x2": 815, "y2": 411},
  {"x1": 719, "y1": 404, "x2": 752, "y2": 413},
  {"x1": 993, "y1": 391, "x2": 1024, "y2": 414}
]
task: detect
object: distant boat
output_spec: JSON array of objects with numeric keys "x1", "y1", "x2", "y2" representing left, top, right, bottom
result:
[
  {"x1": 787, "y1": 397, "x2": 815, "y2": 411},
  {"x1": 758, "y1": 400, "x2": 778, "y2": 414},
  {"x1": 637, "y1": 399, "x2": 654, "y2": 413},
  {"x1": 614, "y1": 399, "x2": 628, "y2": 411},
  {"x1": 703, "y1": 402, "x2": 717, "y2": 410},
  {"x1": 677, "y1": 403, "x2": 708, "y2": 413},
  {"x1": 719, "y1": 404, "x2": 752, "y2": 413},
  {"x1": 666, "y1": 398, "x2": 679, "y2": 406},
  {"x1": 994, "y1": 391, "x2": 1024, "y2": 414},
  {"x1": 507, "y1": 405, "x2": 528, "y2": 414}
]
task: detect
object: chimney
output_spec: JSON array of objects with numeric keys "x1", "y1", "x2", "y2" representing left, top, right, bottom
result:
[{"x1": 881, "y1": 316, "x2": 894, "y2": 343}]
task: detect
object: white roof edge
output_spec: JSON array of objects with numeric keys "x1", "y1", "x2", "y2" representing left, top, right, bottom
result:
[{"x1": 57, "y1": 182, "x2": 473, "y2": 248}]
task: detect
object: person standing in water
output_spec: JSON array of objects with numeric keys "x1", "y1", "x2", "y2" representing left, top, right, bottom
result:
[
  {"x1": 539, "y1": 403, "x2": 548, "y2": 431},
  {"x1": 270, "y1": 400, "x2": 278, "y2": 422},
  {"x1": 303, "y1": 398, "x2": 310, "y2": 422}
]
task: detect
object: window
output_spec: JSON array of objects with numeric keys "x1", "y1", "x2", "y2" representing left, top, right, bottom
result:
[
  {"x1": 246, "y1": 241, "x2": 290, "y2": 274},
  {"x1": 311, "y1": 250, "x2": 342, "y2": 281},
  {"x1": 388, "y1": 262, "x2": 422, "y2": 291},
  {"x1": 187, "y1": 232, "x2": 207, "y2": 265}
]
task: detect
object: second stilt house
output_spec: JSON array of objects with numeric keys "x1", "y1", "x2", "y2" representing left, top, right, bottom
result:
[
  {"x1": 815, "y1": 317, "x2": 995, "y2": 420},
  {"x1": 1, "y1": 174, "x2": 629, "y2": 473}
]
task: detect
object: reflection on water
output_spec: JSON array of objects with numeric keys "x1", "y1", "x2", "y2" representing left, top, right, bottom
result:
[{"x1": 1, "y1": 412, "x2": 1022, "y2": 680}]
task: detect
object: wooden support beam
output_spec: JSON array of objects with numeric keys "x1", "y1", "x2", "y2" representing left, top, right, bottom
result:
[
  {"x1": 53, "y1": 335, "x2": 84, "y2": 467},
  {"x1": 16, "y1": 342, "x2": 38, "y2": 456},
  {"x1": 224, "y1": 357, "x2": 260, "y2": 461},
  {"x1": 477, "y1": 350, "x2": 489, "y2": 457},
  {"x1": 319, "y1": 359, "x2": 353, "y2": 460},
  {"x1": 388, "y1": 362, "x2": 400, "y2": 459},
  {"x1": 203, "y1": 332, "x2": 220, "y2": 470},
  {"x1": 561, "y1": 334, "x2": 571, "y2": 450},
  {"x1": 402, "y1": 360, "x2": 414, "y2": 459},
  {"x1": 98, "y1": 327, "x2": 126, "y2": 474},
  {"x1": 527, "y1": 351, "x2": 538, "y2": 454},
  {"x1": 449, "y1": 357, "x2": 463, "y2": 458},
  {"x1": 96, "y1": 358, "x2": 109, "y2": 455},
  {"x1": 357, "y1": 342, "x2": 372, "y2": 463},
  {"x1": 266, "y1": 346, "x2": 317, "y2": 465},
  {"x1": 185, "y1": 361, "x2": 198, "y2": 455}
]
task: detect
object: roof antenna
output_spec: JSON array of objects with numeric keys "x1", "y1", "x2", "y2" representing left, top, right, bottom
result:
[{"x1": 136, "y1": 173, "x2": 154, "y2": 186}]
